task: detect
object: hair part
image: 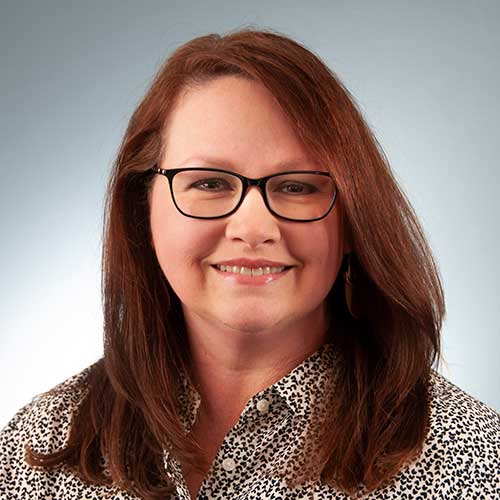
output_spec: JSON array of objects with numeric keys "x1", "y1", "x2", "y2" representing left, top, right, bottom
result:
[{"x1": 26, "y1": 26, "x2": 445, "y2": 499}]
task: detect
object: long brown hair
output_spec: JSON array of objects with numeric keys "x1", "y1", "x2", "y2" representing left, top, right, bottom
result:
[{"x1": 26, "y1": 27, "x2": 445, "y2": 499}]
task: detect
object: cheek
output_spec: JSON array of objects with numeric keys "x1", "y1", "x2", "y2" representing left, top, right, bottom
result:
[
  {"x1": 155, "y1": 224, "x2": 201, "y2": 269},
  {"x1": 151, "y1": 209, "x2": 219, "y2": 291},
  {"x1": 286, "y1": 218, "x2": 343, "y2": 289}
]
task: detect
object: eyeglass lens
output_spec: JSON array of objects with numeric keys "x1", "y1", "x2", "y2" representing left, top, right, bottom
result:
[{"x1": 171, "y1": 169, "x2": 335, "y2": 220}]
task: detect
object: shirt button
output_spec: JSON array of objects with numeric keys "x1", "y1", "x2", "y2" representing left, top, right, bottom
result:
[
  {"x1": 222, "y1": 457, "x2": 237, "y2": 472},
  {"x1": 256, "y1": 398, "x2": 270, "y2": 413}
]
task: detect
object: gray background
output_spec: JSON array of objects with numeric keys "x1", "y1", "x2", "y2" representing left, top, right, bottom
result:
[{"x1": 1, "y1": 0, "x2": 499, "y2": 428}]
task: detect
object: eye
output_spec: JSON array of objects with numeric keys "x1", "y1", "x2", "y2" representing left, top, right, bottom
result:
[
  {"x1": 190, "y1": 178, "x2": 234, "y2": 191},
  {"x1": 277, "y1": 182, "x2": 318, "y2": 195}
]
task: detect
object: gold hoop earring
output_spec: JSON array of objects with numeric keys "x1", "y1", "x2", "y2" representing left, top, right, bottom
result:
[{"x1": 343, "y1": 253, "x2": 360, "y2": 320}]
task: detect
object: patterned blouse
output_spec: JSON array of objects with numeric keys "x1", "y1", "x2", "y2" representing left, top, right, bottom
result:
[{"x1": 1, "y1": 342, "x2": 499, "y2": 499}]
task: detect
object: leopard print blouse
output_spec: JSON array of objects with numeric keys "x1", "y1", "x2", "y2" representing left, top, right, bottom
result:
[{"x1": 1, "y1": 342, "x2": 498, "y2": 499}]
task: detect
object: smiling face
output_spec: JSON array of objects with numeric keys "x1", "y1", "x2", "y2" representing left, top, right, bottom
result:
[{"x1": 149, "y1": 76, "x2": 348, "y2": 337}]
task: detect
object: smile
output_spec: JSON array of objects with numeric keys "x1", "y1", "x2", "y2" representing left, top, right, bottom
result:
[
  {"x1": 211, "y1": 264, "x2": 293, "y2": 286},
  {"x1": 214, "y1": 264, "x2": 289, "y2": 276}
]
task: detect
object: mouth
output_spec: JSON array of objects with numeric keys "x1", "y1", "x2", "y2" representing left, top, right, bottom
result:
[{"x1": 211, "y1": 264, "x2": 294, "y2": 276}]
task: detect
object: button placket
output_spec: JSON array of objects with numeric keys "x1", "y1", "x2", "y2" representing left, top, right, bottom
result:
[
  {"x1": 200, "y1": 393, "x2": 280, "y2": 497},
  {"x1": 201, "y1": 435, "x2": 241, "y2": 495},
  {"x1": 256, "y1": 398, "x2": 270, "y2": 414},
  {"x1": 222, "y1": 456, "x2": 237, "y2": 472}
]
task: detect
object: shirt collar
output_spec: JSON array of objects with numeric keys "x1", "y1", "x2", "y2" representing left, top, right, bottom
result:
[
  {"x1": 272, "y1": 341, "x2": 338, "y2": 416},
  {"x1": 175, "y1": 341, "x2": 339, "y2": 432}
]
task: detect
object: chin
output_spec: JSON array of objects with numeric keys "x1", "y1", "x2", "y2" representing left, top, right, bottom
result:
[{"x1": 220, "y1": 314, "x2": 282, "y2": 335}]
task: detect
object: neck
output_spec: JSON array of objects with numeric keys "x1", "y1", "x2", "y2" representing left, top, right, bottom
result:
[{"x1": 184, "y1": 304, "x2": 332, "y2": 422}]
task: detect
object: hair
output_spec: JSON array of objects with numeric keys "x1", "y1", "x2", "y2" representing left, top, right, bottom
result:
[{"x1": 25, "y1": 26, "x2": 445, "y2": 499}]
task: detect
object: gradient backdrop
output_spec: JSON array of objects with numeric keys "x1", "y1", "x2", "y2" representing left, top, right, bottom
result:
[{"x1": 1, "y1": 0, "x2": 499, "y2": 427}]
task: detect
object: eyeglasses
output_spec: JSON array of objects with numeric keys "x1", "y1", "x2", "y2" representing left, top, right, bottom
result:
[{"x1": 149, "y1": 165, "x2": 338, "y2": 222}]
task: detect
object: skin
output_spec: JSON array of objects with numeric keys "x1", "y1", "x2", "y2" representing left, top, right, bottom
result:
[{"x1": 149, "y1": 76, "x2": 350, "y2": 477}]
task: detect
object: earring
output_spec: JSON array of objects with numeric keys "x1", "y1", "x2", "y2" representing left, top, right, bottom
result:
[{"x1": 343, "y1": 253, "x2": 360, "y2": 320}]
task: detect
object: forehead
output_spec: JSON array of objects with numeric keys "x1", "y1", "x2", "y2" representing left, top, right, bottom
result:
[{"x1": 162, "y1": 76, "x2": 322, "y2": 175}]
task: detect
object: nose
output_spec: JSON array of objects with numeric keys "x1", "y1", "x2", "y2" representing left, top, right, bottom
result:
[{"x1": 224, "y1": 186, "x2": 281, "y2": 248}]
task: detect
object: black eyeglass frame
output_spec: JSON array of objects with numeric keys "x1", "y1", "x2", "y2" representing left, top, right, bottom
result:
[{"x1": 149, "y1": 165, "x2": 338, "y2": 223}]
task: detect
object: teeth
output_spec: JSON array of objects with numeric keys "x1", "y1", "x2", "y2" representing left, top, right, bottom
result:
[
  {"x1": 216, "y1": 264, "x2": 286, "y2": 275},
  {"x1": 269, "y1": 266, "x2": 285, "y2": 274}
]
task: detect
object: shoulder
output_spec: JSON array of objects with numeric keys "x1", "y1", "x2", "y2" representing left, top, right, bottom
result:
[
  {"x1": 422, "y1": 370, "x2": 500, "y2": 495},
  {"x1": 1, "y1": 362, "x2": 141, "y2": 499},
  {"x1": 428, "y1": 369, "x2": 499, "y2": 441},
  {"x1": 0, "y1": 365, "x2": 94, "y2": 497},
  {"x1": 370, "y1": 371, "x2": 499, "y2": 499},
  {"x1": 7, "y1": 365, "x2": 92, "y2": 453}
]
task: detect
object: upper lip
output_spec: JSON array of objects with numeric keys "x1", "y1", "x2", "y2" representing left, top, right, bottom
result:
[{"x1": 212, "y1": 258, "x2": 294, "y2": 268}]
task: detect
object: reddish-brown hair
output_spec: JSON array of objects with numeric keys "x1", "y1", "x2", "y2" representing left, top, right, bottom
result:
[{"x1": 26, "y1": 27, "x2": 445, "y2": 499}]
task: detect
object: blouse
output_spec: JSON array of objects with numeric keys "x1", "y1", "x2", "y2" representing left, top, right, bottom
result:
[{"x1": 1, "y1": 342, "x2": 499, "y2": 499}]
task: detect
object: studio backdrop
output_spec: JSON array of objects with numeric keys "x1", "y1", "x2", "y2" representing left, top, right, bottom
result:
[{"x1": 1, "y1": 0, "x2": 499, "y2": 427}]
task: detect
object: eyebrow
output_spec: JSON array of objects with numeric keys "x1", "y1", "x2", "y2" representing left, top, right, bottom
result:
[{"x1": 178, "y1": 155, "x2": 318, "y2": 171}]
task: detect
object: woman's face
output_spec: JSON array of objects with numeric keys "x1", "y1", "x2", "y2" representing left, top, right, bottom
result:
[{"x1": 150, "y1": 76, "x2": 347, "y2": 335}]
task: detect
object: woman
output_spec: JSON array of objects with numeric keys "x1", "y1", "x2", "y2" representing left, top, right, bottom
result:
[{"x1": 1, "y1": 28, "x2": 498, "y2": 500}]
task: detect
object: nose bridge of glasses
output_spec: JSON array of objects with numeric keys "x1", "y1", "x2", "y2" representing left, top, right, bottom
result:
[{"x1": 240, "y1": 178, "x2": 268, "y2": 206}]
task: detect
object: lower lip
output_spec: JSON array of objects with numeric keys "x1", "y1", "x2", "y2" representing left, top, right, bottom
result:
[{"x1": 211, "y1": 266, "x2": 292, "y2": 286}]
